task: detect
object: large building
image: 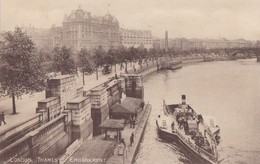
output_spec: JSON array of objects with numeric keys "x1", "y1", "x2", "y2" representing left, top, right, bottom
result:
[
  {"x1": 62, "y1": 6, "x2": 121, "y2": 51},
  {"x1": 120, "y1": 28, "x2": 152, "y2": 49},
  {"x1": 23, "y1": 26, "x2": 53, "y2": 50},
  {"x1": 20, "y1": 7, "x2": 154, "y2": 52},
  {"x1": 50, "y1": 25, "x2": 63, "y2": 48}
]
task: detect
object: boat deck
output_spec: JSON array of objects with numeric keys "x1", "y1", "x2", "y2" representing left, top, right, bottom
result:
[{"x1": 157, "y1": 102, "x2": 219, "y2": 164}]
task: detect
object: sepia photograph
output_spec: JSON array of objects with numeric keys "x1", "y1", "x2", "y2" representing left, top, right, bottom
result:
[{"x1": 0, "y1": 0, "x2": 260, "y2": 163}]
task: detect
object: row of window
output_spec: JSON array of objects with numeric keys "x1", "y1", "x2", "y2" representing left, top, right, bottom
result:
[
  {"x1": 123, "y1": 36, "x2": 151, "y2": 39},
  {"x1": 64, "y1": 24, "x2": 118, "y2": 32},
  {"x1": 123, "y1": 35, "x2": 151, "y2": 38},
  {"x1": 123, "y1": 42, "x2": 152, "y2": 45},
  {"x1": 64, "y1": 31, "x2": 119, "y2": 38},
  {"x1": 122, "y1": 37, "x2": 152, "y2": 41},
  {"x1": 122, "y1": 33, "x2": 151, "y2": 36}
]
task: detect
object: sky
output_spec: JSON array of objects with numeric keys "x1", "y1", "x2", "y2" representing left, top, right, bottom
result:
[{"x1": 1, "y1": 0, "x2": 260, "y2": 40}]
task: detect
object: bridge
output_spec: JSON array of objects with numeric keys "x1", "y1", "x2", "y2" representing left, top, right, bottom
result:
[{"x1": 225, "y1": 47, "x2": 260, "y2": 60}]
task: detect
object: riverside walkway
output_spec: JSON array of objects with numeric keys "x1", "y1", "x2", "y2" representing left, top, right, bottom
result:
[
  {"x1": 0, "y1": 60, "x2": 157, "y2": 133},
  {"x1": 106, "y1": 104, "x2": 151, "y2": 164}
]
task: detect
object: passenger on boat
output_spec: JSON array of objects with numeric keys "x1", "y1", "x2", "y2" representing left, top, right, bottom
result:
[
  {"x1": 184, "y1": 121, "x2": 189, "y2": 134},
  {"x1": 171, "y1": 121, "x2": 175, "y2": 131},
  {"x1": 178, "y1": 117, "x2": 184, "y2": 129},
  {"x1": 196, "y1": 119, "x2": 200, "y2": 128},
  {"x1": 215, "y1": 134, "x2": 221, "y2": 145},
  {"x1": 190, "y1": 131, "x2": 197, "y2": 140},
  {"x1": 212, "y1": 145, "x2": 216, "y2": 155}
]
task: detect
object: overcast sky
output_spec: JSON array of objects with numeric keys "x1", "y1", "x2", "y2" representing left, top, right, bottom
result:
[{"x1": 1, "y1": 0, "x2": 260, "y2": 40}]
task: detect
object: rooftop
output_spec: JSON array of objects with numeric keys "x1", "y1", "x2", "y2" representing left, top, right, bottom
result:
[
  {"x1": 63, "y1": 6, "x2": 119, "y2": 25},
  {"x1": 67, "y1": 96, "x2": 88, "y2": 104},
  {"x1": 38, "y1": 97, "x2": 58, "y2": 103},
  {"x1": 111, "y1": 97, "x2": 142, "y2": 114},
  {"x1": 49, "y1": 74, "x2": 74, "y2": 80},
  {"x1": 99, "y1": 119, "x2": 125, "y2": 130}
]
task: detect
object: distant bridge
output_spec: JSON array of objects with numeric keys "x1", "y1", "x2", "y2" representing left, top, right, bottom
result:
[{"x1": 226, "y1": 47, "x2": 260, "y2": 60}]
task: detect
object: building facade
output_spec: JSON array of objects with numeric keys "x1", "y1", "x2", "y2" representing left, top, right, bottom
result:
[
  {"x1": 202, "y1": 38, "x2": 252, "y2": 49},
  {"x1": 153, "y1": 37, "x2": 253, "y2": 50},
  {"x1": 50, "y1": 25, "x2": 63, "y2": 48},
  {"x1": 120, "y1": 28, "x2": 152, "y2": 49},
  {"x1": 62, "y1": 6, "x2": 120, "y2": 51},
  {"x1": 23, "y1": 26, "x2": 53, "y2": 50}
]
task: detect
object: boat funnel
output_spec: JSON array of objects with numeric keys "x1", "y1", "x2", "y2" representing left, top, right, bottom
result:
[{"x1": 182, "y1": 95, "x2": 186, "y2": 105}]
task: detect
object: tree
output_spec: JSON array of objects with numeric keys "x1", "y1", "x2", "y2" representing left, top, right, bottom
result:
[
  {"x1": 93, "y1": 46, "x2": 105, "y2": 80},
  {"x1": 52, "y1": 46, "x2": 76, "y2": 75},
  {"x1": 117, "y1": 46, "x2": 130, "y2": 72},
  {"x1": 77, "y1": 48, "x2": 94, "y2": 85},
  {"x1": 107, "y1": 48, "x2": 117, "y2": 73},
  {"x1": 0, "y1": 27, "x2": 47, "y2": 114},
  {"x1": 38, "y1": 49, "x2": 54, "y2": 73}
]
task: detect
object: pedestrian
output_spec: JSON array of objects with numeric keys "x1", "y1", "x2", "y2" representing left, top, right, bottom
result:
[
  {"x1": 0, "y1": 112, "x2": 6, "y2": 126},
  {"x1": 121, "y1": 138, "x2": 126, "y2": 148},
  {"x1": 129, "y1": 116, "x2": 133, "y2": 128},
  {"x1": 140, "y1": 101, "x2": 145, "y2": 110},
  {"x1": 130, "y1": 134, "x2": 133, "y2": 146},
  {"x1": 131, "y1": 132, "x2": 134, "y2": 143},
  {"x1": 132, "y1": 119, "x2": 135, "y2": 128},
  {"x1": 115, "y1": 73, "x2": 118, "y2": 79},
  {"x1": 129, "y1": 118, "x2": 132, "y2": 128}
]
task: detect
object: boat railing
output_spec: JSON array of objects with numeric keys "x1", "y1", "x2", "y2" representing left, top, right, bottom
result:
[
  {"x1": 201, "y1": 121, "x2": 219, "y2": 159},
  {"x1": 175, "y1": 129, "x2": 218, "y2": 163},
  {"x1": 199, "y1": 145, "x2": 218, "y2": 163},
  {"x1": 189, "y1": 107, "x2": 218, "y2": 154}
]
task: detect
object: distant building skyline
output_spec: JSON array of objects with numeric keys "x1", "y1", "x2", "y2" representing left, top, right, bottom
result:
[{"x1": 1, "y1": 0, "x2": 260, "y2": 40}]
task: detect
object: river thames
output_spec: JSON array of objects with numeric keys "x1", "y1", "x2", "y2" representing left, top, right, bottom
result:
[{"x1": 135, "y1": 59, "x2": 260, "y2": 164}]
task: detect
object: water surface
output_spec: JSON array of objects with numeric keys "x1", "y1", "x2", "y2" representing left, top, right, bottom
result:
[{"x1": 135, "y1": 59, "x2": 260, "y2": 164}]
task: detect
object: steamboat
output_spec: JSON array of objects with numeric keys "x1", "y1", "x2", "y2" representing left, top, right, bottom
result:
[{"x1": 156, "y1": 95, "x2": 221, "y2": 164}]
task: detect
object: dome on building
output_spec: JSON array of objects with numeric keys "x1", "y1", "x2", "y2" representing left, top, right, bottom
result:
[
  {"x1": 104, "y1": 14, "x2": 112, "y2": 20},
  {"x1": 64, "y1": 6, "x2": 93, "y2": 22},
  {"x1": 103, "y1": 14, "x2": 119, "y2": 24},
  {"x1": 75, "y1": 6, "x2": 85, "y2": 19},
  {"x1": 111, "y1": 16, "x2": 119, "y2": 24}
]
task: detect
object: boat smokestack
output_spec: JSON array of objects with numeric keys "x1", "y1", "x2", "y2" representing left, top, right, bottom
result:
[{"x1": 182, "y1": 95, "x2": 186, "y2": 105}]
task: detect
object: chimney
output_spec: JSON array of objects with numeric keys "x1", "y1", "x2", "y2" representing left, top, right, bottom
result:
[{"x1": 182, "y1": 95, "x2": 186, "y2": 105}]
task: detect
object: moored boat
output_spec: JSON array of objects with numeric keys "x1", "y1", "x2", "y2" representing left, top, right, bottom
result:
[
  {"x1": 160, "y1": 60, "x2": 182, "y2": 70},
  {"x1": 156, "y1": 95, "x2": 221, "y2": 164}
]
